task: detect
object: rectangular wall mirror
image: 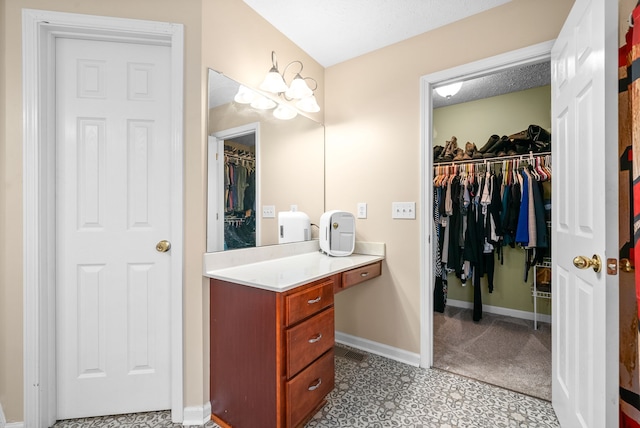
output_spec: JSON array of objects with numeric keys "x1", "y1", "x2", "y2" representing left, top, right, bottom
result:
[{"x1": 207, "y1": 69, "x2": 325, "y2": 252}]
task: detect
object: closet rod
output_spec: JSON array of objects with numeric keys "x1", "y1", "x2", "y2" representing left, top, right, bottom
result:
[
  {"x1": 433, "y1": 151, "x2": 550, "y2": 167},
  {"x1": 225, "y1": 152, "x2": 255, "y2": 162}
]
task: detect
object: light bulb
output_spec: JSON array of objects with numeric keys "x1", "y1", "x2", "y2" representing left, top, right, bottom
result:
[{"x1": 273, "y1": 104, "x2": 297, "y2": 120}]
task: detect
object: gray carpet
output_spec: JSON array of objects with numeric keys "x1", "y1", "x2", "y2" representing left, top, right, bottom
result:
[{"x1": 433, "y1": 305, "x2": 552, "y2": 401}]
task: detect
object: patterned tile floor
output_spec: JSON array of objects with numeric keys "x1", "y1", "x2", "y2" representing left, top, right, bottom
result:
[{"x1": 54, "y1": 348, "x2": 559, "y2": 427}]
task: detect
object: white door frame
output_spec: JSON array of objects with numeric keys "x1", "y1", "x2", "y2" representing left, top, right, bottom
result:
[
  {"x1": 419, "y1": 40, "x2": 554, "y2": 368},
  {"x1": 22, "y1": 9, "x2": 184, "y2": 426}
]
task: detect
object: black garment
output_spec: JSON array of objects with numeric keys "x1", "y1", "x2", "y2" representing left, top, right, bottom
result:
[
  {"x1": 473, "y1": 264, "x2": 483, "y2": 322},
  {"x1": 532, "y1": 179, "x2": 548, "y2": 249},
  {"x1": 488, "y1": 173, "x2": 503, "y2": 245},
  {"x1": 504, "y1": 181, "x2": 522, "y2": 245},
  {"x1": 243, "y1": 170, "x2": 255, "y2": 211},
  {"x1": 484, "y1": 252, "x2": 495, "y2": 293},
  {"x1": 464, "y1": 200, "x2": 485, "y2": 322},
  {"x1": 447, "y1": 177, "x2": 463, "y2": 276},
  {"x1": 433, "y1": 187, "x2": 447, "y2": 313}
]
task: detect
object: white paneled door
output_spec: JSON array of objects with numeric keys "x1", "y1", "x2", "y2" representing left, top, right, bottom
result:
[
  {"x1": 551, "y1": 0, "x2": 618, "y2": 426},
  {"x1": 55, "y1": 37, "x2": 172, "y2": 419}
]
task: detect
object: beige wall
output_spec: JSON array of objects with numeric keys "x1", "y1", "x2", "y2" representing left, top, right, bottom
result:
[
  {"x1": 1, "y1": 0, "x2": 205, "y2": 422},
  {"x1": 0, "y1": 0, "x2": 12, "y2": 423},
  {"x1": 0, "y1": 0, "x2": 582, "y2": 423},
  {"x1": 0, "y1": 0, "x2": 323, "y2": 423},
  {"x1": 433, "y1": 85, "x2": 552, "y2": 316},
  {"x1": 326, "y1": 0, "x2": 573, "y2": 354}
]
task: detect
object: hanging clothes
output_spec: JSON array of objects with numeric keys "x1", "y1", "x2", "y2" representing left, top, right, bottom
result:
[
  {"x1": 433, "y1": 186, "x2": 447, "y2": 313},
  {"x1": 223, "y1": 148, "x2": 256, "y2": 250},
  {"x1": 432, "y1": 154, "x2": 552, "y2": 319}
]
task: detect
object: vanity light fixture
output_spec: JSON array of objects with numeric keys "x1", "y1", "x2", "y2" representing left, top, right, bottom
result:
[
  {"x1": 435, "y1": 81, "x2": 463, "y2": 99},
  {"x1": 273, "y1": 104, "x2": 297, "y2": 120},
  {"x1": 250, "y1": 94, "x2": 277, "y2": 110},
  {"x1": 233, "y1": 85, "x2": 255, "y2": 104},
  {"x1": 259, "y1": 51, "x2": 320, "y2": 114}
]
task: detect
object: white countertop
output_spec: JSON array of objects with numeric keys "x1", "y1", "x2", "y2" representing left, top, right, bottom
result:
[{"x1": 203, "y1": 241, "x2": 384, "y2": 292}]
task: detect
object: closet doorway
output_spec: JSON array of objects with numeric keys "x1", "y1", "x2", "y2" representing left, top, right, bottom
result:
[
  {"x1": 208, "y1": 124, "x2": 259, "y2": 252},
  {"x1": 423, "y1": 3, "x2": 619, "y2": 424},
  {"x1": 421, "y1": 41, "x2": 554, "y2": 400}
]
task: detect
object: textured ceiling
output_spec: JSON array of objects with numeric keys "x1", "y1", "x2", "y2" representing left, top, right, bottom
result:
[
  {"x1": 432, "y1": 61, "x2": 551, "y2": 108},
  {"x1": 242, "y1": 0, "x2": 513, "y2": 67}
]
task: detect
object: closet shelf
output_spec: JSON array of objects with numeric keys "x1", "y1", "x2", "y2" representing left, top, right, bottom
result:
[
  {"x1": 537, "y1": 257, "x2": 552, "y2": 268},
  {"x1": 531, "y1": 286, "x2": 551, "y2": 299}
]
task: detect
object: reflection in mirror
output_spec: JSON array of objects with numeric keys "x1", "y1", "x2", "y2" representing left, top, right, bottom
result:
[{"x1": 207, "y1": 69, "x2": 325, "y2": 252}]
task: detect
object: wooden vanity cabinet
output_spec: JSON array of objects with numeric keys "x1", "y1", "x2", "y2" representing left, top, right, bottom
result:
[
  {"x1": 209, "y1": 260, "x2": 382, "y2": 428},
  {"x1": 337, "y1": 260, "x2": 382, "y2": 292},
  {"x1": 210, "y1": 274, "x2": 339, "y2": 428}
]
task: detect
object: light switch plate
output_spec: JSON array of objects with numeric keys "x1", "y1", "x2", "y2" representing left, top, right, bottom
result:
[
  {"x1": 262, "y1": 205, "x2": 275, "y2": 218},
  {"x1": 357, "y1": 202, "x2": 367, "y2": 219},
  {"x1": 392, "y1": 202, "x2": 416, "y2": 219}
]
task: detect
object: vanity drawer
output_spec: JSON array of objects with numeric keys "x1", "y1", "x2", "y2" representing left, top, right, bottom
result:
[
  {"x1": 286, "y1": 307, "x2": 335, "y2": 378},
  {"x1": 286, "y1": 349, "x2": 334, "y2": 428},
  {"x1": 285, "y1": 278, "x2": 334, "y2": 326},
  {"x1": 341, "y1": 261, "x2": 382, "y2": 291}
]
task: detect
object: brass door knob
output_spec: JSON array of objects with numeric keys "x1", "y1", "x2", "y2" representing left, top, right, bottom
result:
[
  {"x1": 572, "y1": 254, "x2": 601, "y2": 273},
  {"x1": 156, "y1": 240, "x2": 171, "y2": 253},
  {"x1": 621, "y1": 258, "x2": 634, "y2": 273}
]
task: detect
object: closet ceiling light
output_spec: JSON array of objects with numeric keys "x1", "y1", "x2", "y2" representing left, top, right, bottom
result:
[
  {"x1": 435, "y1": 82, "x2": 463, "y2": 99},
  {"x1": 259, "y1": 51, "x2": 320, "y2": 112}
]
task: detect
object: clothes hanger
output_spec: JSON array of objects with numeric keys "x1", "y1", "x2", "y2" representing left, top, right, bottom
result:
[{"x1": 535, "y1": 157, "x2": 548, "y2": 181}]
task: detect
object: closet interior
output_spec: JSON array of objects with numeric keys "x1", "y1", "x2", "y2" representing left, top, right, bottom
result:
[
  {"x1": 223, "y1": 139, "x2": 256, "y2": 250},
  {"x1": 433, "y1": 150, "x2": 552, "y2": 324},
  {"x1": 431, "y1": 64, "x2": 553, "y2": 400}
]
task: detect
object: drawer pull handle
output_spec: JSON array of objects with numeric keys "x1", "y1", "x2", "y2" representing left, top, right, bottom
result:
[
  {"x1": 360, "y1": 272, "x2": 369, "y2": 277},
  {"x1": 307, "y1": 296, "x2": 322, "y2": 304},
  {"x1": 308, "y1": 378, "x2": 322, "y2": 391},
  {"x1": 308, "y1": 333, "x2": 323, "y2": 344}
]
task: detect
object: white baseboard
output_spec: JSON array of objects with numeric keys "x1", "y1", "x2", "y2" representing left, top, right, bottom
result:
[
  {"x1": 335, "y1": 331, "x2": 421, "y2": 367},
  {"x1": 182, "y1": 401, "x2": 211, "y2": 426},
  {"x1": 446, "y1": 299, "x2": 552, "y2": 324}
]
